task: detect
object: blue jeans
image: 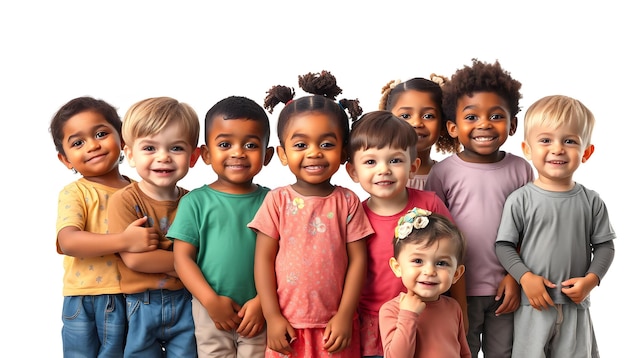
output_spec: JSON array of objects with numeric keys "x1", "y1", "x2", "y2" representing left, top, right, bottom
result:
[
  {"x1": 124, "y1": 288, "x2": 196, "y2": 358},
  {"x1": 62, "y1": 294, "x2": 127, "y2": 358}
]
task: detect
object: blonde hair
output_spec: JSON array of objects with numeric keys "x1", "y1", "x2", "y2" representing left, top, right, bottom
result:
[
  {"x1": 524, "y1": 95, "x2": 595, "y2": 148},
  {"x1": 122, "y1": 97, "x2": 200, "y2": 148}
]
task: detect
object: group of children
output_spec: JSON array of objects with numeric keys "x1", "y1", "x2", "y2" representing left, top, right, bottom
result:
[{"x1": 51, "y1": 60, "x2": 615, "y2": 358}]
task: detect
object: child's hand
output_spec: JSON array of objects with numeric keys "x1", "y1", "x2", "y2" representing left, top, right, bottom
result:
[
  {"x1": 399, "y1": 291, "x2": 426, "y2": 315},
  {"x1": 265, "y1": 315, "x2": 295, "y2": 355},
  {"x1": 323, "y1": 311, "x2": 353, "y2": 354},
  {"x1": 561, "y1": 274, "x2": 599, "y2": 304},
  {"x1": 520, "y1": 272, "x2": 555, "y2": 311},
  {"x1": 124, "y1": 217, "x2": 159, "y2": 252},
  {"x1": 237, "y1": 296, "x2": 265, "y2": 338},
  {"x1": 495, "y1": 274, "x2": 520, "y2": 316},
  {"x1": 206, "y1": 295, "x2": 242, "y2": 331}
]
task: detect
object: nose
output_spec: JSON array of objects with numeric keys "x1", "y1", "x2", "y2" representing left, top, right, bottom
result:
[
  {"x1": 156, "y1": 149, "x2": 171, "y2": 162},
  {"x1": 406, "y1": 116, "x2": 423, "y2": 129},
  {"x1": 476, "y1": 117, "x2": 492, "y2": 129},
  {"x1": 306, "y1": 148, "x2": 323, "y2": 158},
  {"x1": 550, "y1": 142, "x2": 565, "y2": 155},
  {"x1": 422, "y1": 262, "x2": 437, "y2": 276},
  {"x1": 86, "y1": 138, "x2": 101, "y2": 151},
  {"x1": 376, "y1": 162, "x2": 391, "y2": 175},
  {"x1": 230, "y1": 146, "x2": 244, "y2": 158}
]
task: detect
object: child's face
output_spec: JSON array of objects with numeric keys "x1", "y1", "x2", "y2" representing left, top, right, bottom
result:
[
  {"x1": 202, "y1": 117, "x2": 273, "y2": 194},
  {"x1": 277, "y1": 112, "x2": 345, "y2": 188},
  {"x1": 391, "y1": 90, "x2": 442, "y2": 154},
  {"x1": 57, "y1": 110, "x2": 123, "y2": 178},
  {"x1": 447, "y1": 92, "x2": 517, "y2": 163},
  {"x1": 522, "y1": 121, "x2": 594, "y2": 189},
  {"x1": 346, "y1": 146, "x2": 419, "y2": 202},
  {"x1": 390, "y1": 237, "x2": 465, "y2": 302},
  {"x1": 125, "y1": 122, "x2": 195, "y2": 192}
]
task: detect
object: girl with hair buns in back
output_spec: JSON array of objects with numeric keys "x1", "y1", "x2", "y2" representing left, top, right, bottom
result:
[
  {"x1": 249, "y1": 70, "x2": 374, "y2": 357},
  {"x1": 380, "y1": 74, "x2": 460, "y2": 191}
]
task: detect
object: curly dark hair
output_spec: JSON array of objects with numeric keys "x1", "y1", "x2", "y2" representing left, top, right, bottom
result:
[
  {"x1": 264, "y1": 70, "x2": 362, "y2": 147},
  {"x1": 443, "y1": 58, "x2": 522, "y2": 124},
  {"x1": 49, "y1": 96, "x2": 122, "y2": 157}
]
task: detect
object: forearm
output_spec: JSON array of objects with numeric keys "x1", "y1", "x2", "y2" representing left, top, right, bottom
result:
[
  {"x1": 173, "y1": 245, "x2": 218, "y2": 305},
  {"x1": 587, "y1": 240, "x2": 615, "y2": 283},
  {"x1": 254, "y1": 234, "x2": 282, "y2": 320},
  {"x1": 57, "y1": 226, "x2": 132, "y2": 257},
  {"x1": 495, "y1": 241, "x2": 529, "y2": 282},
  {"x1": 120, "y1": 249, "x2": 174, "y2": 273}
]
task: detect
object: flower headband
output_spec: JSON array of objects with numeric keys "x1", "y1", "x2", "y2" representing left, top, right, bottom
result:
[{"x1": 394, "y1": 207, "x2": 432, "y2": 242}]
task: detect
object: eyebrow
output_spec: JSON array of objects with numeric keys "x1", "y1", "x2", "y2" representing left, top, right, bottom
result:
[
  {"x1": 289, "y1": 132, "x2": 338, "y2": 141},
  {"x1": 214, "y1": 133, "x2": 262, "y2": 141},
  {"x1": 461, "y1": 104, "x2": 506, "y2": 112}
]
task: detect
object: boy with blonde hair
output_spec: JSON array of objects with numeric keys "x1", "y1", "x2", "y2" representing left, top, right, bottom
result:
[
  {"x1": 496, "y1": 95, "x2": 616, "y2": 358},
  {"x1": 108, "y1": 96, "x2": 201, "y2": 357}
]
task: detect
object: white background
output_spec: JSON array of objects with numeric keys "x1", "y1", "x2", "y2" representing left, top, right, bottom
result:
[{"x1": 1, "y1": 1, "x2": 623, "y2": 356}]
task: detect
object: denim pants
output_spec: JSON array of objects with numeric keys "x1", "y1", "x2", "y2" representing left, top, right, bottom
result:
[
  {"x1": 62, "y1": 294, "x2": 127, "y2": 358},
  {"x1": 124, "y1": 288, "x2": 196, "y2": 358}
]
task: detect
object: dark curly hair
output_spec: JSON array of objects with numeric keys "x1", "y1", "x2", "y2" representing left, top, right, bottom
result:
[
  {"x1": 264, "y1": 70, "x2": 362, "y2": 147},
  {"x1": 443, "y1": 58, "x2": 522, "y2": 125},
  {"x1": 49, "y1": 96, "x2": 122, "y2": 157}
]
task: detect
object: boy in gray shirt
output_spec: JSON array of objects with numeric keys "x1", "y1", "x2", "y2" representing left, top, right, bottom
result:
[{"x1": 495, "y1": 95, "x2": 615, "y2": 358}]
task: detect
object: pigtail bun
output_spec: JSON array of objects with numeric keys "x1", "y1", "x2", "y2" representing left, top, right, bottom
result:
[
  {"x1": 338, "y1": 98, "x2": 363, "y2": 122},
  {"x1": 430, "y1": 73, "x2": 449, "y2": 87},
  {"x1": 264, "y1": 85, "x2": 295, "y2": 114},
  {"x1": 298, "y1": 70, "x2": 343, "y2": 100}
]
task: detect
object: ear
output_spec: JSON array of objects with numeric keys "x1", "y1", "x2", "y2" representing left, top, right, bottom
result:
[
  {"x1": 581, "y1": 144, "x2": 594, "y2": 163},
  {"x1": 189, "y1": 147, "x2": 201, "y2": 168},
  {"x1": 124, "y1": 145, "x2": 136, "y2": 168},
  {"x1": 446, "y1": 120, "x2": 459, "y2": 138},
  {"x1": 277, "y1": 146, "x2": 289, "y2": 166},
  {"x1": 263, "y1": 146, "x2": 275, "y2": 166},
  {"x1": 452, "y1": 264, "x2": 465, "y2": 284},
  {"x1": 200, "y1": 144, "x2": 211, "y2": 165},
  {"x1": 521, "y1": 141, "x2": 532, "y2": 161},
  {"x1": 389, "y1": 257, "x2": 402, "y2": 278},
  {"x1": 57, "y1": 152, "x2": 73, "y2": 170},
  {"x1": 509, "y1": 116, "x2": 518, "y2": 136},
  {"x1": 345, "y1": 162, "x2": 360, "y2": 183},
  {"x1": 409, "y1": 158, "x2": 421, "y2": 179}
]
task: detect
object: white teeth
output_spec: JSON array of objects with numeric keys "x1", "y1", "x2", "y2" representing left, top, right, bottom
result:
[{"x1": 473, "y1": 137, "x2": 494, "y2": 142}]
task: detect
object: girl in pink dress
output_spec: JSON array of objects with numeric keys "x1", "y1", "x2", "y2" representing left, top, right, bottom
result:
[{"x1": 249, "y1": 70, "x2": 374, "y2": 357}]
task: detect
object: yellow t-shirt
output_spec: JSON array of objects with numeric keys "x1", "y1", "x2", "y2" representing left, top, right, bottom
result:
[{"x1": 56, "y1": 177, "x2": 132, "y2": 296}]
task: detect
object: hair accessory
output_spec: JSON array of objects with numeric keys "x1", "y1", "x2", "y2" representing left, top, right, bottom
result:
[
  {"x1": 337, "y1": 100, "x2": 344, "y2": 111},
  {"x1": 394, "y1": 207, "x2": 432, "y2": 242},
  {"x1": 389, "y1": 79, "x2": 401, "y2": 90},
  {"x1": 71, "y1": 167, "x2": 77, "y2": 174}
]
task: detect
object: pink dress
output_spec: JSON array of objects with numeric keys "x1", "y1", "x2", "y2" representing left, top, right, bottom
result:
[{"x1": 249, "y1": 185, "x2": 374, "y2": 357}]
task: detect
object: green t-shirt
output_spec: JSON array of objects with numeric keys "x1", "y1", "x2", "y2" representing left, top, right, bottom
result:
[{"x1": 167, "y1": 184, "x2": 269, "y2": 305}]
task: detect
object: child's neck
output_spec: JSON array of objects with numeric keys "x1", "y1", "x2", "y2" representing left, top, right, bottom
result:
[
  {"x1": 458, "y1": 149, "x2": 505, "y2": 164},
  {"x1": 366, "y1": 188, "x2": 409, "y2": 216},
  {"x1": 82, "y1": 168, "x2": 129, "y2": 189},
  {"x1": 291, "y1": 179, "x2": 335, "y2": 197},
  {"x1": 209, "y1": 180, "x2": 257, "y2": 195},
  {"x1": 138, "y1": 181, "x2": 181, "y2": 201}
]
